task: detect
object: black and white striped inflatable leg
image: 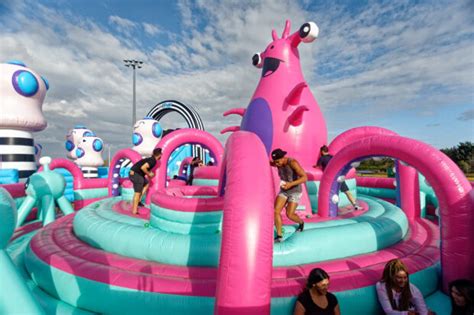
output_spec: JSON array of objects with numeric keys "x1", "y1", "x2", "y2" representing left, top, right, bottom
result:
[
  {"x1": 81, "y1": 166, "x2": 98, "y2": 178},
  {"x1": 0, "y1": 129, "x2": 37, "y2": 180}
]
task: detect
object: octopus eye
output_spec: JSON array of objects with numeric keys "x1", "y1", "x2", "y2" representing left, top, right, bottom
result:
[
  {"x1": 299, "y1": 22, "x2": 319, "y2": 43},
  {"x1": 252, "y1": 53, "x2": 263, "y2": 68}
]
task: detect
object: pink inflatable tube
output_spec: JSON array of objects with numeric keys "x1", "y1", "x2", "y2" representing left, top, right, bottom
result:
[
  {"x1": 215, "y1": 131, "x2": 274, "y2": 314},
  {"x1": 328, "y1": 126, "x2": 398, "y2": 154},
  {"x1": 40, "y1": 159, "x2": 108, "y2": 190},
  {"x1": 76, "y1": 178, "x2": 108, "y2": 190},
  {"x1": 40, "y1": 158, "x2": 84, "y2": 189},
  {"x1": 318, "y1": 135, "x2": 474, "y2": 290},
  {"x1": 156, "y1": 129, "x2": 224, "y2": 190},
  {"x1": 194, "y1": 166, "x2": 220, "y2": 180},
  {"x1": 398, "y1": 163, "x2": 421, "y2": 221},
  {"x1": 356, "y1": 176, "x2": 395, "y2": 189},
  {"x1": 0, "y1": 183, "x2": 25, "y2": 198},
  {"x1": 177, "y1": 156, "x2": 193, "y2": 177},
  {"x1": 152, "y1": 186, "x2": 223, "y2": 212}
]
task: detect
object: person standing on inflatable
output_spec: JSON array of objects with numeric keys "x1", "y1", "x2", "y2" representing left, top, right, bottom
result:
[
  {"x1": 271, "y1": 148, "x2": 306, "y2": 243},
  {"x1": 314, "y1": 145, "x2": 362, "y2": 211},
  {"x1": 129, "y1": 148, "x2": 162, "y2": 215}
]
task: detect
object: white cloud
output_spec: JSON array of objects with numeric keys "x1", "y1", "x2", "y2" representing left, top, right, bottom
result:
[
  {"x1": 108, "y1": 15, "x2": 137, "y2": 35},
  {"x1": 143, "y1": 22, "x2": 161, "y2": 36}
]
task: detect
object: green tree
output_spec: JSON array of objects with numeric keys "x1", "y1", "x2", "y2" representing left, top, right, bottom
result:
[{"x1": 440, "y1": 141, "x2": 473, "y2": 174}]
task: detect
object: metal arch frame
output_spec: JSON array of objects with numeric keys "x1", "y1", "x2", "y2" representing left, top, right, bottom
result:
[{"x1": 147, "y1": 100, "x2": 205, "y2": 158}]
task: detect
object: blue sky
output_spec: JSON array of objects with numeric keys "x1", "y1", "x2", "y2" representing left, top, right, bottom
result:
[{"x1": 1, "y1": 0, "x2": 473, "y2": 158}]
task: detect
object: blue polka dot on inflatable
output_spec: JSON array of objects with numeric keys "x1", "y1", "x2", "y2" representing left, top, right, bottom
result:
[
  {"x1": 152, "y1": 122, "x2": 163, "y2": 138},
  {"x1": 76, "y1": 148, "x2": 85, "y2": 158},
  {"x1": 65, "y1": 140, "x2": 75, "y2": 151},
  {"x1": 93, "y1": 139, "x2": 103, "y2": 152},
  {"x1": 133, "y1": 133, "x2": 143, "y2": 146},
  {"x1": 12, "y1": 70, "x2": 38, "y2": 96}
]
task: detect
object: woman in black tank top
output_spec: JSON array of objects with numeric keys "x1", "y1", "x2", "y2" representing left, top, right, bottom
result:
[{"x1": 294, "y1": 268, "x2": 341, "y2": 315}]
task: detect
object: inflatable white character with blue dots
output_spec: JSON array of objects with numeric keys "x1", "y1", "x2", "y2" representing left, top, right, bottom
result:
[
  {"x1": 75, "y1": 135, "x2": 104, "y2": 178},
  {"x1": 65, "y1": 125, "x2": 95, "y2": 160},
  {"x1": 132, "y1": 117, "x2": 163, "y2": 156},
  {"x1": 0, "y1": 60, "x2": 49, "y2": 179}
]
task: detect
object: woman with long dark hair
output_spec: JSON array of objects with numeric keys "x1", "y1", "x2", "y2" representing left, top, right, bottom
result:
[
  {"x1": 294, "y1": 268, "x2": 341, "y2": 315},
  {"x1": 376, "y1": 259, "x2": 435, "y2": 315},
  {"x1": 449, "y1": 279, "x2": 474, "y2": 315}
]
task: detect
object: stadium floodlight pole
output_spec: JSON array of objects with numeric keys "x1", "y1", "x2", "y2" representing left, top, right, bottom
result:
[{"x1": 123, "y1": 59, "x2": 144, "y2": 130}]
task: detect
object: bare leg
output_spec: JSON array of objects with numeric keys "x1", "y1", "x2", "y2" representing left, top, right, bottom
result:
[
  {"x1": 132, "y1": 192, "x2": 141, "y2": 214},
  {"x1": 274, "y1": 196, "x2": 287, "y2": 237},
  {"x1": 286, "y1": 202, "x2": 303, "y2": 224},
  {"x1": 344, "y1": 191, "x2": 357, "y2": 206},
  {"x1": 141, "y1": 183, "x2": 150, "y2": 204}
]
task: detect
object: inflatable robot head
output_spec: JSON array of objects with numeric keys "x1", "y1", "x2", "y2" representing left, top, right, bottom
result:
[
  {"x1": 0, "y1": 60, "x2": 49, "y2": 131},
  {"x1": 75, "y1": 136, "x2": 104, "y2": 167},
  {"x1": 132, "y1": 117, "x2": 163, "y2": 156},
  {"x1": 65, "y1": 125, "x2": 95, "y2": 159}
]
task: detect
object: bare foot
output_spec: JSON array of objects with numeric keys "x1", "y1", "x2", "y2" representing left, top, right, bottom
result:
[{"x1": 132, "y1": 211, "x2": 140, "y2": 215}]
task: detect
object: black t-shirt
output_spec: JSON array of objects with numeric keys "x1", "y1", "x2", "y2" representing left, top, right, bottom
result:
[
  {"x1": 317, "y1": 154, "x2": 333, "y2": 171},
  {"x1": 131, "y1": 157, "x2": 157, "y2": 177},
  {"x1": 297, "y1": 290, "x2": 338, "y2": 315}
]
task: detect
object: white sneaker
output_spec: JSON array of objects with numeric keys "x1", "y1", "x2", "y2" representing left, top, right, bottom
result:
[{"x1": 353, "y1": 204, "x2": 362, "y2": 211}]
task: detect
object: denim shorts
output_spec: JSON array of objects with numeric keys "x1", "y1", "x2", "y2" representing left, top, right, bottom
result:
[{"x1": 278, "y1": 190, "x2": 302, "y2": 203}]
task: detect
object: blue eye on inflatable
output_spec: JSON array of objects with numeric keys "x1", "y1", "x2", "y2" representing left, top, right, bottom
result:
[
  {"x1": 83, "y1": 131, "x2": 95, "y2": 137},
  {"x1": 133, "y1": 133, "x2": 143, "y2": 146},
  {"x1": 12, "y1": 70, "x2": 39, "y2": 97},
  {"x1": 65, "y1": 140, "x2": 75, "y2": 152},
  {"x1": 93, "y1": 139, "x2": 103, "y2": 152},
  {"x1": 76, "y1": 148, "x2": 85, "y2": 158},
  {"x1": 152, "y1": 122, "x2": 163, "y2": 138},
  {"x1": 41, "y1": 76, "x2": 49, "y2": 90}
]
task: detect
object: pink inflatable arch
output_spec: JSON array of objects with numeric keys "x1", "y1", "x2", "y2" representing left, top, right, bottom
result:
[
  {"x1": 108, "y1": 148, "x2": 142, "y2": 197},
  {"x1": 318, "y1": 135, "x2": 474, "y2": 290},
  {"x1": 40, "y1": 158, "x2": 83, "y2": 180},
  {"x1": 215, "y1": 131, "x2": 274, "y2": 315},
  {"x1": 155, "y1": 128, "x2": 224, "y2": 190},
  {"x1": 328, "y1": 126, "x2": 398, "y2": 154}
]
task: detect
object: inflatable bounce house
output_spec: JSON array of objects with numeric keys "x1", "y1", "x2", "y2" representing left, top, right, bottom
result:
[{"x1": 1, "y1": 20, "x2": 473, "y2": 315}]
